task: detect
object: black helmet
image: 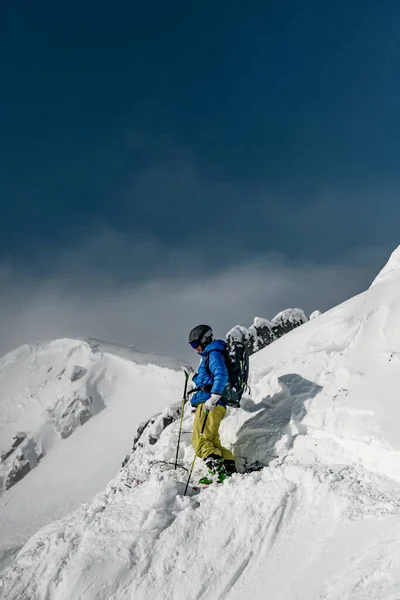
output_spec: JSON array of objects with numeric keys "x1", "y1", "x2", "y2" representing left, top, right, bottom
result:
[{"x1": 188, "y1": 324, "x2": 213, "y2": 348}]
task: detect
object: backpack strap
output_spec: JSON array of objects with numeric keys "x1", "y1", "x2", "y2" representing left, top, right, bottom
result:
[{"x1": 187, "y1": 385, "x2": 211, "y2": 396}]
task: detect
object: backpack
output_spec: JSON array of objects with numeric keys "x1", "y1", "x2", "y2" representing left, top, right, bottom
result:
[{"x1": 205, "y1": 340, "x2": 249, "y2": 407}]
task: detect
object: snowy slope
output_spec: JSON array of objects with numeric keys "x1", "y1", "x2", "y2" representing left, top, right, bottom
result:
[
  {"x1": 3, "y1": 248, "x2": 400, "y2": 599},
  {"x1": 0, "y1": 339, "x2": 183, "y2": 569},
  {"x1": 87, "y1": 337, "x2": 184, "y2": 369}
]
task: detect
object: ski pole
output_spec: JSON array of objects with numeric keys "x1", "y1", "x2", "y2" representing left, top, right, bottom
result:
[
  {"x1": 184, "y1": 409, "x2": 209, "y2": 496},
  {"x1": 175, "y1": 370, "x2": 189, "y2": 469}
]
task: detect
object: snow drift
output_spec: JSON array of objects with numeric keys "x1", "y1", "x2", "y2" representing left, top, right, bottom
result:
[{"x1": 3, "y1": 247, "x2": 400, "y2": 599}]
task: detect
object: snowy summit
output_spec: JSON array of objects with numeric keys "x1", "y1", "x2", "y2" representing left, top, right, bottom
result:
[{"x1": 2, "y1": 248, "x2": 400, "y2": 599}]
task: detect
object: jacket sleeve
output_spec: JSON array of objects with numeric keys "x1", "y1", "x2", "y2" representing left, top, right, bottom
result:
[{"x1": 208, "y1": 350, "x2": 228, "y2": 395}]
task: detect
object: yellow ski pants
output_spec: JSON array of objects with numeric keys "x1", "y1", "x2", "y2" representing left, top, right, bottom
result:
[{"x1": 192, "y1": 403, "x2": 235, "y2": 461}]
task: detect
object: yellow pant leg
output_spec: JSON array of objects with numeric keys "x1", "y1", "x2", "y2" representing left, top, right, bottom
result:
[
  {"x1": 192, "y1": 403, "x2": 219, "y2": 459},
  {"x1": 213, "y1": 438, "x2": 236, "y2": 462},
  {"x1": 192, "y1": 404, "x2": 235, "y2": 461},
  {"x1": 207, "y1": 405, "x2": 235, "y2": 461}
]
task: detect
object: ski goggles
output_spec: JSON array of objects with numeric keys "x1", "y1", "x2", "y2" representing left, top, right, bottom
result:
[{"x1": 189, "y1": 340, "x2": 201, "y2": 349}]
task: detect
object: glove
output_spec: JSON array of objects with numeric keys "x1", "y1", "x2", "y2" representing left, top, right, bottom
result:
[{"x1": 204, "y1": 394, "x2": 220, "y2": 411}]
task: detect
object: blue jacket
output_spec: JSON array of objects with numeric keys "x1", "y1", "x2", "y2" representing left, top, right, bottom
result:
[{"x1": 191, "y1": 339, "x2": 228, "y2": 407}]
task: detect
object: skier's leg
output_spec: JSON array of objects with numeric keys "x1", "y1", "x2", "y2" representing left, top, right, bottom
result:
[
  {"x1": 205, "y1": 405, "x2": 226, "y2": 457},
  {"x1": 207, "y1": 406, "x2": 235, "y2": 481},
  {"x1": 192, "y1": 404, "x2": 202, "y2": 455},
  {"x1": 192, "y1": 404, "x2": 223, "y2": 459},
  {"x1": 209, "y1": 406, "x2": 235, "y2": 462},
  {"x1": 194, "y1": 405, "x2": 235, "y2": 483},
  {"x1": 220, "y1": 447, "x2": 236, "y2": 461}
]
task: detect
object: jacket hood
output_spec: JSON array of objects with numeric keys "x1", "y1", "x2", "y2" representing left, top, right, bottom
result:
[{"x1": 202, "y1": 339, "x2": 226, "y2": 355}]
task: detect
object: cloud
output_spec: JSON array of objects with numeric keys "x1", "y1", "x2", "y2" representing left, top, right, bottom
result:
[{"x1": 0, "y1": 228, "x2": 391, "y2": 363}]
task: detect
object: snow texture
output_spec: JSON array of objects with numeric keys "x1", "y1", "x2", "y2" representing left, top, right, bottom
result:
[
  {"x1": 3, "y1": 248, "x2": 400, "y2": 598},
  {"x1": 310, "y1": 309, "x2": 322, "y2": 320}
]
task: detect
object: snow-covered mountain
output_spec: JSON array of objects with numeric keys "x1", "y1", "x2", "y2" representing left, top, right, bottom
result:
[
  {"x1": 2, "y1": 247, "x2": 400, "y2": 599},
  {"x1": 0, "y1": 339, "x2": 183, "y2": 569},
  {"x1": 0, "y1": 310, "x2": 307, "y2": 496},
  {"x1": 0, "y1": 308, "x2": 307, "y2": 573},
  {"x1": 0, "y1": 339, "x2": 183, "y2": 490}
]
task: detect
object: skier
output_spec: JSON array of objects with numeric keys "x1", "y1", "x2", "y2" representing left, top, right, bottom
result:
[{"x1": 188, "y1": 324, "x2": 237, "y2": 484}]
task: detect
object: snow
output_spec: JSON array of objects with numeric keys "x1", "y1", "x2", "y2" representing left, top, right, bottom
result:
[
  {"x1": 0, "y1": 339, "x2": 182, "y2": 569},
  {"x1": 252, "y1": 316, "x2": 271, "y2": 328},
  {"x1": 228, "y1": 309, "x2": 307, "y2": 355},
  {"x1": 271, "y1": 307, "x2": 308, "y2": 325},
  {"x1": 3, "y1": 248, "x2": 400, "y2": 598},
  {"x1": 87, "y1": 337, "x2": 184, "y2": 370},
  {"x1": 370, "y1": 245, "x2": 400, "y2": 287},
  {"x1": 3, "y1": 465, "x2": 400, "y2": 600}
]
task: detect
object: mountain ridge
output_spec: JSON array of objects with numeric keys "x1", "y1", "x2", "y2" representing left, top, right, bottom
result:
[{"x1": 1, "y1": 247, "x2": 400, "y2": 598}]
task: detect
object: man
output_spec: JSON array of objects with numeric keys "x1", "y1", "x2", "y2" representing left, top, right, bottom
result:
[{"x1": 188, "y1": 324, "x2": 236, "y2": 484}]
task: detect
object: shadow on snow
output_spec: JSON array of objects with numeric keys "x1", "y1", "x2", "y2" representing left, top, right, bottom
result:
[{"x1": 234, "y1": 374, "x2": 323, "y2": 471}]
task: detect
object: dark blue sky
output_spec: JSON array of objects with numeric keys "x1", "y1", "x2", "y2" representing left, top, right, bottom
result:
[{"x1": 1, "y1": 0, "x2": 400, "y2": 278}]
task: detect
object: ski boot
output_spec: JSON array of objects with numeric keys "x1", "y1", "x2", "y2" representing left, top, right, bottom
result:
[
  {"x1": 198, "y1": 454, "x2": 229, "y2": 485},
  {"x1": 224, "y1": 459, "x2": 237, "y2": 476}
]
